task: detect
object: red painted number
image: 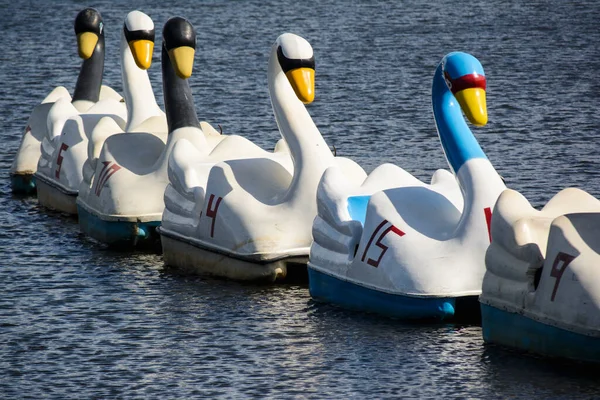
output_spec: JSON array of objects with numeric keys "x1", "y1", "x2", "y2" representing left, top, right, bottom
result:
[
  {"x1": 484, "y1": 207, "x2": 492, "y2": 242},
  {"x1": 361, "y1": 219, "x2": 405, "y2": 268},
  {"x1": 549, "y1": 251, "x2": 576, "y2": 302},
  {"x1": 95, "y1": 161, "x2": 121, "y2": 196},
  {"x1": 55, "y1": 143, "x2": 69, "y2": 178},
  {"x1": 205, "y1": 194, "x2": 223, "y2": 238}
]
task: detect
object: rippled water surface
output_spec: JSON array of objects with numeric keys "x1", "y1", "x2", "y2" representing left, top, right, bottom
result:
[{"x1": 1, "y1": 0, "x2": 600, "y2": 398}]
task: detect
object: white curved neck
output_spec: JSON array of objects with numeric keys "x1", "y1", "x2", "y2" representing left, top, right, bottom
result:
[
  {"x1": 456, "y1": 158, "x2": 506, "y2": 235},
  {"x1": 268, "y1": 46, "x2": 333, "y2": 205},
  {"x1": 121, "y1": 33, "x2": 162, "y2": 131}
]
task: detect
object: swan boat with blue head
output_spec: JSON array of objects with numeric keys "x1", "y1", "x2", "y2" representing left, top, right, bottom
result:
[
  {"x1": 77, "y1": 17, "x2": 289, "y2": 248},
  {"x1": 480, "y1": 187, "x2": 600, "y2": 363},
  {"x1": 308, "y1": 52, "x2": 506, "y2": 320},
  {"x1": 158, "y1": 33, "x2": 367, "y2": 282},
  {"x1": 10, "y1": 8, "x2": 123, "y2": 194}
]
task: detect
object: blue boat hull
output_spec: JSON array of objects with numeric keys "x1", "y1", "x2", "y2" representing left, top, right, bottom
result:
[
  {"x1": 77, "y1": 205, "x2": 161, "y2": 248},
  {"x1": 308, "y1": 266, "x2": 461, "y2": 320},
  {"x1": 11, "y1": 173, "x2": 36, "y2": 194},
  {"x1": 481, "y1": 303, "x2": 600, "y2": 363}
]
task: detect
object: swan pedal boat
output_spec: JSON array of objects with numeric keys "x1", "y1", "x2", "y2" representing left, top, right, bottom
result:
[
  {"x1": 480, "y1": 188, "x2": 600, "y2": 363},
  {"x1": 35, "y1": 11, "x2": 168, "y2": 216},
  {"x1": 158, "y1": 33, "x2": 367, "y2": 282},
  {"x1": 308, "y1": 52, "x2": 506, "y2": 320},
  {"x1": 10, "y1": 8, "x2": 122, "y2": 195},
  {"x1": 77, "y1": 17, "x2": 289, "y2": 248}
]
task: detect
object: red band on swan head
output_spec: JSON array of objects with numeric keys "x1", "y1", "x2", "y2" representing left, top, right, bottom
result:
[{"x1": 444, "y1": 71, "x2": 486, "y2": 94}]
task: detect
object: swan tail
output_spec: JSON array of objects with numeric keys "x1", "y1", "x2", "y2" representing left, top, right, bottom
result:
[
  {"x1": 167, "y1": 139, "x2": 212, "y2": 199},
  {"x1": 310, "y1": 166, "x2": 365, "y2": 269},
  {"x1": 10, "y1": 102, "x2": 60, "y2": 174},
  {"x1": 46, "y1": 98, "x2": 79, "y2": 140},
  {"x1": 162, "y1": 182, "x2": 204, "y2": 238}
]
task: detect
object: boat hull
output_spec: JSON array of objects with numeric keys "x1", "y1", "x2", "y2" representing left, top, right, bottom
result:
[
  {"x1": 36, "y1": 177, "x2": 77, "y2": 214},
  {"x1": 160, "y1": 230, "x2": 307, "y2": 283},
  {"x1": 77, "y1": 204, "x2": 161, "y2": 248},
  {"x1": 308, "y1": 266, "x2": 468, "y2": 320},
  {"x1": 481, "y1": 303, "x2": 600, "y2": 363}
]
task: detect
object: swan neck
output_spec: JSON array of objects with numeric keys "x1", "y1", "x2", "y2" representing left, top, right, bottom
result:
[
  {"x1": 268, "y1": 49, "x2": 332, "y2": 203},
  {"x1": 72, "y1": 34, "x2": 104, "y2": 103},
  {"x1": 162, "y1": 45, "x2": 200, "y2": 134},
  {"x1": 432, "y1": 64, "x2": 486, "y2": 175},
  {"x1": 121, "y1": 34, "x2": 161, "y2": 131}
]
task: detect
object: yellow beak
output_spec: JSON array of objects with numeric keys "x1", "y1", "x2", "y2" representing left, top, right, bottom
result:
[
  {"x1": 77, "y1": 32, "x2": 99, "y2": 59},
  {"x1": 285, "y1": 67, "x2": 315, "y2": 104},
  {"x1": 455, "y1": 87, "x2": 488, "y2": 126},
  {"x1": 168, "y1": 46, "x2": 195, "y2": 79},
  {"x1": 129, "y1": 39, "x2": 154, "y2": 70}
]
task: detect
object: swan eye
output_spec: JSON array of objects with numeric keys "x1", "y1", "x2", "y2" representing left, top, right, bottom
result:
[{"x1": 277, "y1": 46, "x2": 315, "y2": 73}]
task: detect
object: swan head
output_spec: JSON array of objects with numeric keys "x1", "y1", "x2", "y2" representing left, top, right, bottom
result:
[
  {"x1": 124, "y1": 11, "x2": 155, "y2": 70},
  {"x1": 276, "y1": 33, "x2": 315, "y2": 104},
  {"x1": 163, "y1": 17, "x2": 196, "y2": 79},
  {"x1": 441, "y1": 52, "x2": 487, "y2": 126},
  {"x1": 74, "y1": 8, "x2": 104, "y2": 60}
]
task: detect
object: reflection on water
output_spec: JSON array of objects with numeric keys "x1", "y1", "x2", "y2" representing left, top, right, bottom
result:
[{"x1": 1, "y1": 0, "x2": 600, "y2": 398}]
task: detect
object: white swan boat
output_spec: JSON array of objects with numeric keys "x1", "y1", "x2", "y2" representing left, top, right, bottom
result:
[
  {"x1": 77, "y1": 17, "x2": 286, "y2": 247},
  {"x1": 35, "y1": 11, "x2": 164, "y2": 215},
  {"x1": 480, "y1": 188, "x2": 600, "y2": 363},
  {"x1": 10, "y1": 8, "x2": 122, "y2": 194},
  {"x1": 159, "y1": 33, "x2": 367, "y2": 282},
  {"x1": 308, "y1": 52, "x2": 506, "y2": 320}
]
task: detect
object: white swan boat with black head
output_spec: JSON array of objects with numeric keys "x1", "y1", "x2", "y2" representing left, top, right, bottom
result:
[
  {"x1": 10, "y1": 8, "x2": 122, "y2": 194},
  {"x1": 480, "y1": 187, "x2": 600, "y2": 363},
  {"x1": 77, "y1": 17, "x2": 279, "y2": 247},
  {"x1": 308, "y1": 52, "x2": 506, "y2": 320},
  {"x1": 159, "y1": 33, "x2": 366, "y2": 282},
  {"x1": 35, "y1": 11, "x2": 166, "y2": 215}
]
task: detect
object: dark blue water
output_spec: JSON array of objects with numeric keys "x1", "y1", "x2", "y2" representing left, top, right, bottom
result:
[{"x1": 1, "y1": 0, "x2": 600, "y2": 398}]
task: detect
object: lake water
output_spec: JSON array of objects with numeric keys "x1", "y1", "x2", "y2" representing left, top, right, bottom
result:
[{"x1": 1, "y1": 0, "x2": 600, "y2": 398}]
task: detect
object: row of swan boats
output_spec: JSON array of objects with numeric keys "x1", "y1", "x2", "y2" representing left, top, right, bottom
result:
[{"x1": 9, "y1": 8, "x2": 600, "y2": 364}]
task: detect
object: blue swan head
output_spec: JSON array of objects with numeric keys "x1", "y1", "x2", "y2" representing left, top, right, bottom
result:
[
  {"x1": 433, "y1": 52, "x2": 488, "y2": 174},
  {"x1": 442, "y1": 52, "x2": 487, "y2": 126}
]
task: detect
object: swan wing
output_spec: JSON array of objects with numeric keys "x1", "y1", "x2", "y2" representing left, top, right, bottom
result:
[
  {"x1": 128, "y1": 115, "x2": 168, "y2": 140},
  {"x1": 42, "y1": 86, "x2": 71, "y2": 104}
]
